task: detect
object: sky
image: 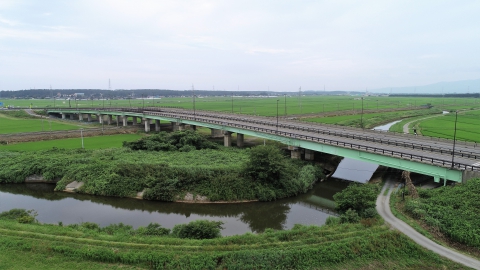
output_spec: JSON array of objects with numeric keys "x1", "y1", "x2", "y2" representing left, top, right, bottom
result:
[{"x1": 1, "y1": 0, "x2": 479, "y2": 92}]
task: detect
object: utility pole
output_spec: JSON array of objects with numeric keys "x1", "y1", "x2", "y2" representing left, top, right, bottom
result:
[
  {"x1": 192, "y1": 84, "x2": 196, "y2": 120},
  {"x1": 451, "y1": 111, "x2": 458, "y2": 168},
  {"x1": 276, "y1": 99, "x2": 279, "y2": 134}
]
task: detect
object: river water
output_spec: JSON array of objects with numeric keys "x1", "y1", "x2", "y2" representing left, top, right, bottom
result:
[{"x1": 0, "y1": 179, "x2": 349, "y2": 236}]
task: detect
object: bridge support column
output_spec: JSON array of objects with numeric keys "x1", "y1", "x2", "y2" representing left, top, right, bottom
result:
[
  {"x1": 98, "y1": 114, "x2": 103, "y2": 124},
  {"x1": 191, "y1": 125, "x2": 197, "y2": 131},
  {"x1": 61, "y1": 113, "x2": 66, "y2": 119},
  {"x1": 144, "y1": 118, "x2": 150, "y2": 132},
  {"x1": 155, "y1": 120, "x2": 161, "y2": 131},
  {"x1": 288, "y1": 146, "x2": 301, "y2": 159},
  {"x1": 305, "y1": 149, "x2": 314, "y2": 161},
  {"x1": 132, "y1": 116, "x2": 138, "y2": 126},
  {"x1": 106, "y1": 115, "x2": 112, "y2": 125},
  {"x1": 123, "y1": 116, "x2": 128, "y2": 126},
  {"x1": 69, "y1": 114, "x2": 76, "y2": 120},
  {"x1": 87, "y1": 114, "x2": 92, "y2": 122},
  {"x1": 236, "y1": 133, "x2": 244, "y2": 147},
  {"x1": 211, "y1": 128, "x2": 223, "y2": 138},
  {"x1": 224, "y1": 131, "x2": 232, "y2": 147},
  {"x1": 78, "y1": 114, "x2": 84, "y2": 121}
]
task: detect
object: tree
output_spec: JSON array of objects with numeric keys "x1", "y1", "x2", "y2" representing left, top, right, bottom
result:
[
  {"x1": 243, "y1": 145, "x2": 287, "y2": 186},
  {"x1": 333, "y1": 183, "x2": 379, "y2": 216}
]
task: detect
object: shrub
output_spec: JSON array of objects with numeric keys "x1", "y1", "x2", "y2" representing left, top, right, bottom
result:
[
  {"x1": 136, "y1": 223, "x2": 170, "y2": 236},
  {"x1": 363, "y1": 207, "x2": 378, "y2": 218},
  {"x1": 340, "y1": 208, "x2": 360, "y2": 223},
  {"x1": 0, "y1": 209, "x2": 37, "y2": 223},
  {"x1": 333, "y1": 183, "x2": 379, "y2": 215},
  {"x1": 325, "y1": 216, "x2": 341, "y2": 226},
  {"x1": 172, "y1": 220, "x2": 224, "y2": 239}
]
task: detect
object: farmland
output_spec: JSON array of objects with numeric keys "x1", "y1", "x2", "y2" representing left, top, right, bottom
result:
[{"x1": 0, "y1": 134, "x2": 143, "y2": 151}]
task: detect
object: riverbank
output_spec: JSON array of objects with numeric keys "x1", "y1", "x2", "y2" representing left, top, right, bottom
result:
[{"x1": 0, "y1": 212, "x2": 467, "y2": 269}]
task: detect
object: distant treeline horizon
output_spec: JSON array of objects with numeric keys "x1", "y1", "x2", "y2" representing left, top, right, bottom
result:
[{"x1": 0, "y1": 89, "x2": 478, "y2": 99}]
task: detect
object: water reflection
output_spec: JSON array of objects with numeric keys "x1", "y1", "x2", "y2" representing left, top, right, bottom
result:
[{"x1": 0, "y1": 179, "x2": 348, "y2": 236}]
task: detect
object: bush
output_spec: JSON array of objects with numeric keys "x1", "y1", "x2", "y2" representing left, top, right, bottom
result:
[
  {"x1": 325, "y1": 216, "x2": 341, "y2": 226},
  {"x1": 172, "y1": 220, "x2": 224, "y2": 239},
  {"x1": 0, "y1": 209, "x2": 37, "y2": 223},
  {"x1": 363, "y1": 207, "x2": 378, "y2": 218},
  {"x1": 123, "y1": 131, "x2": 218, "y2": 151},
  {"x1": 333, "y1": 183, "x2": 379, "y2": 216},
  {"x1": 136, "y1": 223, "x2": 170, "y2": 236},
  {"x1": 243, "y1": 145, "x2": 287, "y2": 186},
  {"x1": 340, "y1": 208, "x2": 360, "y2": 223}
]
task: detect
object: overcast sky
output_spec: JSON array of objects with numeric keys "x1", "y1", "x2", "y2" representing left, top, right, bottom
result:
[{"x1": 1, "y1": 0, "x2": 479, "y2": 91}]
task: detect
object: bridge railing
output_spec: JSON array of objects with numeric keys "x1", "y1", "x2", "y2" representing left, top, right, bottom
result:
[
  {"x1": 143, "y1": 110, "x2": 480, "y2": 172},
  {"x1": 46, "y1": 108, "x2": 480, "y2": 166}
]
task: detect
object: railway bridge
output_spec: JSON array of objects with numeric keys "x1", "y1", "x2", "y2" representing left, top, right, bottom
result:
[{"x1": 47, "y1": 107, "x2": 480, "y2": 184}]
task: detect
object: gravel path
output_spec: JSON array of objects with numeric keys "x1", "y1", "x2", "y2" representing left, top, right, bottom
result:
[{"x1": 376, "y1": 180, "x2": 480, "y2": 269}]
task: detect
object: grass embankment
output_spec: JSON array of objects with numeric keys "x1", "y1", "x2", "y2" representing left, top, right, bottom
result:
[
  {"x1": 304, "y1": 108, "x2": 442, "y2": 129},
  {"x1": 392, "y1": 178, "x2": 480, "y2": 258},
  {"x1": 0, "y1": 131, "x2": 320, "y2": 202},
  {"x1": 0, "y1": 110, "x2": 87, "y2": 134},
  {"x1": 0, "y1": 217, "x2": 467, "y2": 269}
]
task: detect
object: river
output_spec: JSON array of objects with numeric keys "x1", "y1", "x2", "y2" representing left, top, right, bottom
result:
[{"x1": 0, "y1": 179, "x2": 349, "y2": 236}]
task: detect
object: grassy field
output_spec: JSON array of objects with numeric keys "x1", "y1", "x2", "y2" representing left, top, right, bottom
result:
[
  {"x1": 415, "y1": 109, "x2": 480, "y2": 142},
  {"x1": 3, "y1": 96, "x2": 479, "y2": 117},
  {"x1": 0, "y1": 217, "x2": 468, "y2": 269},
  {"x1": 0, "y1": 112, "x2": 89, "y2": 134},
  {"x1": 304, "y1": 108, "x2": 442, "y2": 129},
  {"x1": 0, "y1": 134, "x2": 143, "y2": 151}
]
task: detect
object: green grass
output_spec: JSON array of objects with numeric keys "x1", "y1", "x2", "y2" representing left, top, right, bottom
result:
[
  {"x1": 417, "y1": 109, "x2": 480, "y2": 142},
  {"x1": 0, "y1": 113, "x2": 88, "y2": 134},
  {"x1": 304, "y1": 109, "x2": 441, "y2": 129},
  {"x1": 0, "y1": 134, "x2": 143, "y2": 151},
  {"x1": 0, "y1": 218, "x2": 469, "y2": 269},
  {"x1": 4, "y1": 96, "x2": 480, "y2": 117}
]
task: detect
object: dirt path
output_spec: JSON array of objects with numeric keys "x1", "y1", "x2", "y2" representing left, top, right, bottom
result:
[{"x1": 377, "y1": 180, "x2": 480, "y2": 269}]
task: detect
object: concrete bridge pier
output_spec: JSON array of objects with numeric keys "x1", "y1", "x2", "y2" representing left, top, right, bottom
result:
[
  {"x1": 155, "y1": 120, "x2": 161, "y2": 131},
  {"x1": 123, "y1": 116, "x2": 128, "y2": 126},
  {"x1": 78, "y1": 114, "x2": 84, "y2": 121},
  {"x1": 224, "y1": 131, "x2": 232, "y2": 147},
  {"x1": 106, "y1": 115, "x2": 112, "y2": 125},
  {"x1": 305, "y1": 149, "x2": 315, "y2": 161},
  {"x1": 132, "y1": 116, "x2": 138, "y2": 125},
  {"x1": 144, "y1": 118, "x2": 151, "y2": 132},
  {"x1": 288, "y1": 146, "x2": 302, "y2": 159},
  {"x1": 61, "y1": 113, "x2": 66, "y2": 119},
  {"x1": 171, "y1": 122, "x2": 186, "y2": 131},
  {"x1": 191, "y1": 125, "x2": 197, "y2": 131},
  {"x1": 210, "y1": 128, "x2": 223, "y2": 138},
  {"x1": 87, "y1": 114, "x2": 92, "y2": 122},
  {"x1": 97, "y1": 114, "x2": 103, "y2": 124},
  {"x1": 69, "y1": 114, "x2": 76, "y2": 120},
  {"x1": 236, "y1": 133, "x2": 244, "y2": 147}
]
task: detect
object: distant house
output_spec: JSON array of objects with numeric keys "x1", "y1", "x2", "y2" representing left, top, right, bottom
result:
[{"x1": 74, "y1": 93, "x2": 85, "y2": 97}]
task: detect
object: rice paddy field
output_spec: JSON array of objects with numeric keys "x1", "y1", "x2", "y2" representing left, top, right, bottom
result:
[
  {"x1": 415, "y1": 109, "x2": 480, "y2": 142},
  {"x1": 0, "y1": 134, "x2": 143, "y2": 151},
  {"x1": 3, "y1": 96, "x2": 480, "y2": 117},
  {"x1": 0, "y1": 112, "x2": 90, "y2": 134}
]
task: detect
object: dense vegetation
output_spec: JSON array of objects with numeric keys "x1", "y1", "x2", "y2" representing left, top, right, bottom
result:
[
  {"x1": 123, "y1": 130, "x2": 218, "y2": 151},
  {"x1": 0, "y1": 209, "x2": 466, "y2": 269},
  {"x1": 401, "y1": 178, "x2": 480, "y2": 248},
  {"x1": 0, "y1": 132, "x2": 321, "y2": 202}
]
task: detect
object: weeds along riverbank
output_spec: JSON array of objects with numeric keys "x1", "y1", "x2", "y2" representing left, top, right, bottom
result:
[
  {"x1": 0, "y1": 183, "x2": 469, "y2": 270},
  {"x1": 392, "y1": 178, "x2": 480, "y2": 259},
  {"x1": 0, "y1": 131, "x2": 323, "y2": 202}
]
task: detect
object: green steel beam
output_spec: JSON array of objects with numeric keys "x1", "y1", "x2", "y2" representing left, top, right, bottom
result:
[{"x1": 48, "y1": 110, "x2": 464, "y2": 182}]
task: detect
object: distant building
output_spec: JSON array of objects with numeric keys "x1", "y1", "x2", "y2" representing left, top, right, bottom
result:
[{"x1": 74, "y1": 93, "x2": 85, "y2": 97}]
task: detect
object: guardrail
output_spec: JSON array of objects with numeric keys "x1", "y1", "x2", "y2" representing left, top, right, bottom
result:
[{"x1": 46, "y1": 107, "x2": 480, "y2": 170}]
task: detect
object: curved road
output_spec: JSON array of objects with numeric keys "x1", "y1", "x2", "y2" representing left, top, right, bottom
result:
[{"x1": 377, "y1": 181, "x2": 480, "y2": 269}]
